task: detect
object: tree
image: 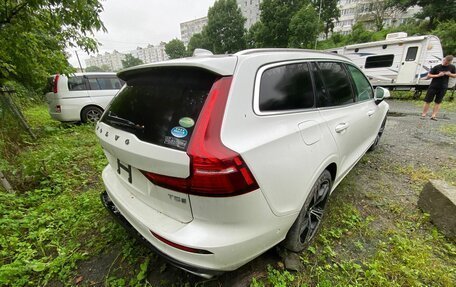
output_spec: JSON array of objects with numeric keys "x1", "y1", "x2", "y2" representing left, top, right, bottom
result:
[
  {"x1": 205, "y1": 0, "x2": 246, "y2": 53},
  {"x1": 121, "y1": 54, "x2": 143, "y2": 69},
  {"x1": 257, "y1": 0, "x2": 304, "y2": 47},
  {"x1": 388, "y1": 0, "x2": 456, "y2": 29},
  {"x1": 288, "y1": 4, "x2": 321, "y2": 48},
  {"x1": 432, "y1": 20, "x2": 456, "y2": 56},
  {"x1": 246, "y1": 21, "x2": 265, "y2": 48},
  {"x1": 85, "y1": 64, "x2": 113, "y2": 72},
  {"x1": 313, "y1": 0, "x2": 340, "y2": 39},
  {"x1": 85, "y1": 66, "x2": 104, "y2": 72},
  {"x1": 100, "y1": 64, "x2": 112, "y2": 72},
  {"x1": 0, "y1": 0, "x2": 105, "y2": 91},
  {"x1": 165, "y1": 39, "x2": 186, "y2": 59},
  {"x1": 187, "y1": 32, "x2": 211, "y2": 56},
  {"x1": 347, "y1": 22, "x2": 375, "y2": 44}
]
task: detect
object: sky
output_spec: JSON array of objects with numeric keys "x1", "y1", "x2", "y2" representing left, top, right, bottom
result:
[{"x1": 69, "y1": 0, "x2": 217, "y2": 68}]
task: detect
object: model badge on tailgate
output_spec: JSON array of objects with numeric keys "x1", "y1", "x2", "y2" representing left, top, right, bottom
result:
[{"x1": 117, "y1": 159, "x2": 132, "y2": 183}]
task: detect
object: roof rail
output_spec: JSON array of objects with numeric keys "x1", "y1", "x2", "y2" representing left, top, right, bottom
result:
[{"x1": 235, "y1": 48, "x2": 331, "y2": 56}]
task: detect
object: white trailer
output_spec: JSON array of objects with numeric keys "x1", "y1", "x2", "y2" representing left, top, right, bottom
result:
[{"x1": 327, "y1": 33, "x2": 444, "y2": 96}]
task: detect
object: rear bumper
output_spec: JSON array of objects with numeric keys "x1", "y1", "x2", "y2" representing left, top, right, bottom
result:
[
  {"x1": 46, "y1": 100, "x2": 82, "y2": 122},
  {"x1": 100, "y1": 165, "x2": 295, "y2": 276},
  {"x1": 100, "y1": 190, "x2": 222, "y2": 278}
]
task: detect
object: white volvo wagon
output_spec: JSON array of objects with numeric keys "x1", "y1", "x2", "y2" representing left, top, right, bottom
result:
[{"x1": 96, "y1": 49, "x2": 389, "y2": 277}]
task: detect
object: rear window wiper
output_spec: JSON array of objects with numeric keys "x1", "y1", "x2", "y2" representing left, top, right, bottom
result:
[{"x1": 105, "y1": 113, "x2": 144, "y2": 130}]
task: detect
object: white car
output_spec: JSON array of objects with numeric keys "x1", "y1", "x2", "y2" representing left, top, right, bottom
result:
[
  {"x1": 96, "y1": 49, "x2": 389, "y2": 278},
  {"x1": 45, "y1": 72, "x2": 124, "y2": 123}
]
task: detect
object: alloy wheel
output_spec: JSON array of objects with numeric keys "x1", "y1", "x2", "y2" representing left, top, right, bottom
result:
[{"x1": 299, "y1": 179, "x2": 330, "y2": 244}]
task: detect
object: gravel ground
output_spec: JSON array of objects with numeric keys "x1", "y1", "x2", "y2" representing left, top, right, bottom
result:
[{"x1": 382, "y1": 99, "x2": 456, "y2": 169}]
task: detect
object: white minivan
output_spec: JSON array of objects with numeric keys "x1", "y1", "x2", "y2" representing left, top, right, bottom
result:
[
  {"x1": 97, "y1": 49, "x2": 389, "y2": 278},
  {"x1": 45, "y1": 72, "x2": 124, "y2": 123}
]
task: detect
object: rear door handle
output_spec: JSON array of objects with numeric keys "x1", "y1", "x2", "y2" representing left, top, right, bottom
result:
[
  {"x1": 335, "y1": 123, "x2": 349, "y2": 133},
  {"x1": 367, "y1": 110, "x2": 376, "y2": 117}
]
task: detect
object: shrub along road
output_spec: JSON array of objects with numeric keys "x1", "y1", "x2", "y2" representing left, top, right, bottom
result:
[{"x1": 0, "y1": 99, "x2": 455, "y2": 286}]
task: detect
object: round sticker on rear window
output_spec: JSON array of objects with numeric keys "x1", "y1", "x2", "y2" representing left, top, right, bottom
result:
[
  {"x1": 171, "y1": 127, "x2": 188, "y2": 138},
  {"x1": 179, "y1": 117, "x2": 195, "y2": 128}
]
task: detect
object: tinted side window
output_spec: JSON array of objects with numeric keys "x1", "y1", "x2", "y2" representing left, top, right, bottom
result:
[
  {"x1": 346, "y1": 64, "x2": 373, "y2": 101},
  {"x1": 67, "y1": 76, "x2": 87, "y2": 91},
  {"x1": 98, "y1": 77, "x2": 121, "y2": 90},
  {"x1": 405, "y1": 47, "x2": 418, "y2": 61},
  {"x1": 365, "y1": 55, "x2": 394, "y2": 68},
  {"x1": 88, "y1": 78, "x2": 101, "y2": 90},
  {"x1": 316, "y1": 62, "x2": 354, "y2": 107},
  {"x1": 259, "y1": 63, "x2": 314, "y2": 112},
  {"x1": 88, "y1": 77, "x2": 122, "y2": 90}
]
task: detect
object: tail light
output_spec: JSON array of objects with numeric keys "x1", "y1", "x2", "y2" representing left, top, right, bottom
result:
[
  {"x1": 142, "y1": 76, "x2": 259, "y2": 197},
  {"x1": 53, "y1": 74, "x2": 60, "y2": 93}
]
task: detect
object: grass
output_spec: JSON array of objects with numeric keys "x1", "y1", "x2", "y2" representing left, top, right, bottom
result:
[
  {"x1": 0, "y1": 105, "x2": 152, "y2": 286},
  {"x1": 1, "y1": 104, "x2": 455, "y2": 286}
]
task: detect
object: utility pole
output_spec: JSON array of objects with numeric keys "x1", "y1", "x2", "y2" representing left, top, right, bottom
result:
[{"x1": 75, "y1": 50, "x2": 84, "y2": 72}]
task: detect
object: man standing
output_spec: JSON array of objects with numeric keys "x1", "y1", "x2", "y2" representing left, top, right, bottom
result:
[{"x1": 421, "y1": 55, "x2": 456, "y2": 120}]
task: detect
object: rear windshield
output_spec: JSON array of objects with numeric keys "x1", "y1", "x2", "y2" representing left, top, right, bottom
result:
[{"x1": 101, "y1": 67, "x2": 218, "y2": 151}]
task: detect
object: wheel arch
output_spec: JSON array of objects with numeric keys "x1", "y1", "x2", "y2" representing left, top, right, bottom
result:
[
  {"x1": 80, "y1": 104, "x2": 104, "y2": 120},
  {"x1": 326, "y1": 162, "x2": 337, "y2": 184}
]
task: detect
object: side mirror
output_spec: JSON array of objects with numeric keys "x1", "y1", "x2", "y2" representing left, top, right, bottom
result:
[{"x1": 374, "y1": 87, "x2": 390, "y2": 102}]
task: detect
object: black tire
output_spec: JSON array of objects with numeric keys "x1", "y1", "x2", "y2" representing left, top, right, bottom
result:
[
  {"x1": 282, "y1": 170, "x2": 332, "y2": 252},
  {"x1": 81, "y1": 106, "x2": 103, "y2": 123},
  {"x1": 368, "y1": 116, "x2": 387, "y2": 152}
]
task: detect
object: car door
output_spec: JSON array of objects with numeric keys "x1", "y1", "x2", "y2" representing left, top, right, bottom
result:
[
  {"x1": 313, "y1": 61, "x2": 369, "y2": 178},
  {"x1": 345, "y1": 64, "x2": 382, "y2": 151}
]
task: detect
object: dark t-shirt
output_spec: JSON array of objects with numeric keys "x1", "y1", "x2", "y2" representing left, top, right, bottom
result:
[{"x1": 429, "y1": 64, "x2": 456, "y2": 89}]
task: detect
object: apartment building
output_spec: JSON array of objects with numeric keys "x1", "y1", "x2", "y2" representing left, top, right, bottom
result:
[
  {"x1": 237, "y1": 0, "x2": 262, "y2": 29},
  {"x1": 85, "y1": 43, "x2": 169, "y2": 71},
  {"x1": 130, "y1": 43, "x2": 169, "y2": 64},
  {"x1": 180, "y1": 16, "x2": 208, "y2": 46},
  {"x1": 85, "y1": 50, "x2": 125, "y2": 71}
]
